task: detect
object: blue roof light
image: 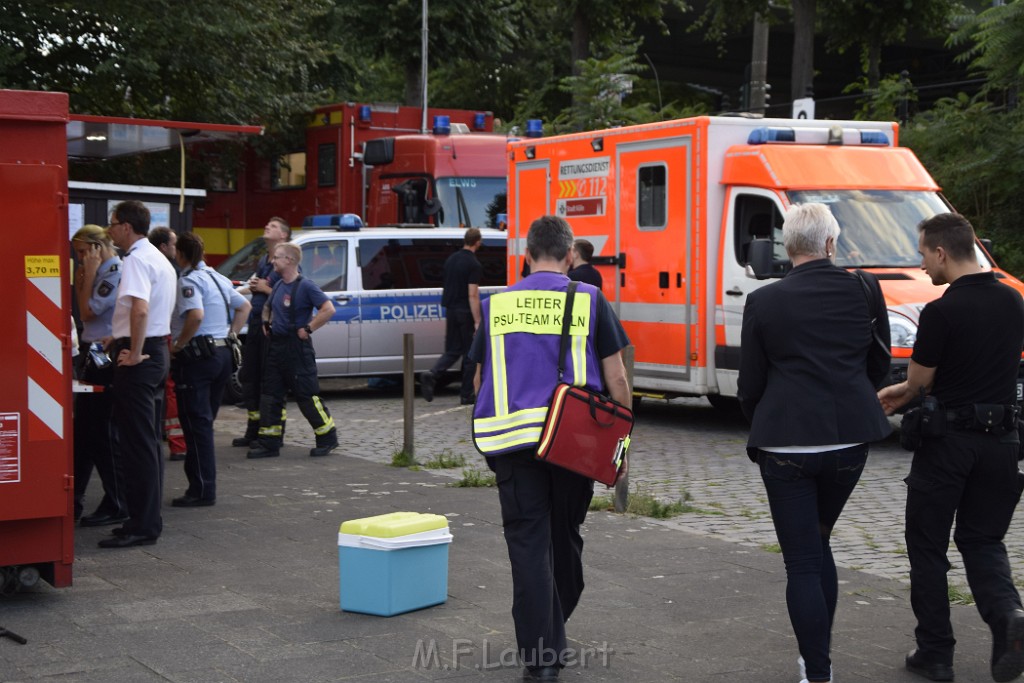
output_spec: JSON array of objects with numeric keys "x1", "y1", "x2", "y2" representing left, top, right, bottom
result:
[
  {"x1": 302, "y1": 214, "x2": 363, "y2": 231},
  {"x1": 432, "y1": 115, "x2": 451, "y2": 135},
  {"x1": 747, "y1": 127, "x2": 796, "y2": 144},
  {"x1": 472, "y1": 112, "x2": 487, "y2": 130},
  {"x1": 525, "y1": 119, "x2": 543, "y2": 138},
  {"x1": 859, "y1": 130, "x2": 890, "y2": 146},
  {"x1": 358, "y1": 105, "x2": 371, "y2": 123}
]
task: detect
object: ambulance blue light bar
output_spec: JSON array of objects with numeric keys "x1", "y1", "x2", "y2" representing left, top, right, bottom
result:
[
  {"x1": 303, "y1": 213, "x2": 363, "y2": 231},
  {"x1": 747, "y1": 126, "x2": 892, "y2": 146}
]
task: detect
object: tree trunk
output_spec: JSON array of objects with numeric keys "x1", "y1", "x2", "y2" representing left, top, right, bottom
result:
[
  {"x1": 790, "y1": 0, "x2": 816, "y2": 102},
  {"x1": 867, "y1": 42, "x2": 881, "y2": 90},
  {"x1": 570, "y1": 6, "x2": 590, "y2": 110},
  {"x1": 750, "y1": 13, "x2": 770, "y2": 115},
  {"x1": 404, "y1": 61, "x2": 421, "y2": 107}
]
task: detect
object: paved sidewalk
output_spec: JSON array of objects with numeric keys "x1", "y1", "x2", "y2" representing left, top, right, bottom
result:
[{"x1": 0, "y1": 386, "x2": 1014, "y2": 682}]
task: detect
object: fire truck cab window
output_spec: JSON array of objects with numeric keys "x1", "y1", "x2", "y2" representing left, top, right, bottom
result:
[
  {"x1": 272, "y1": 151, "x2": 306, "y2": 189},
  {"x1": 638, "y1": 164, "x2": 667, "y2": 230}
]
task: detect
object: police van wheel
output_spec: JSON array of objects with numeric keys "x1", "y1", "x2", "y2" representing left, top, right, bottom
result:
[{"x1": 223, "y1": 368, "x2": 244, "y2": 405}]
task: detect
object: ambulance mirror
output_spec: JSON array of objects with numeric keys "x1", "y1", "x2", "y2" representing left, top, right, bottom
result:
[{"x1": 746, "y1": 238, "x2": 774, "y2": 279}]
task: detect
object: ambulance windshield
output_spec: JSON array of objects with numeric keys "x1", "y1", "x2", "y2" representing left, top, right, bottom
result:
[
  {"x1": 435, "y1": 177, "x2": 506, "y2": 229},
  {"x1": 786, "y1": 190, "x2": 990, "y2": 269}
]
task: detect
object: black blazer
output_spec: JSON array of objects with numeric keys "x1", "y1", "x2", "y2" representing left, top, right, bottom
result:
[{"x1": 738, "y1": 259, "x2": 892, "y2": 451}]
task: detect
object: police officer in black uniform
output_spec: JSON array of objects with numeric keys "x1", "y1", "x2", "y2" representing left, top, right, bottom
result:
[
  {"x1": 879, "y1": 212, "x2": 1024, "y2": 683},
  {"x1": 169, "y1": 233, "x2": 250, "y2": 506},
  {"x1": 232, "y1": 217, "x2": 292, "y2": 447}
]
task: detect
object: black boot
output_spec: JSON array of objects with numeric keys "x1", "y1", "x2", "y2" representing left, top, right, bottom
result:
[
  {"x1": 310, "y1": 429, "x2": 338, "y2": 457},
  {"x1": 232, "y1": 419, "x2": 260, "y2": 447}
]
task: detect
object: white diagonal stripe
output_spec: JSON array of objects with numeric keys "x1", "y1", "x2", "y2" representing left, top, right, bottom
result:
[
  {"x1": 28, "y1": 377, "x2": 62, "y2": 439},
  {"x1": 26, "y1": 312, "x2": 63, "y2": 373},
  {"x1": 29, "y1": 276, "x2": 61, "y2": 307}
]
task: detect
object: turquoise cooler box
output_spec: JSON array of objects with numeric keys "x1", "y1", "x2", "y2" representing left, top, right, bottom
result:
[{"x1": 338, "y1": 512, "x2": 453, "y2": 616}]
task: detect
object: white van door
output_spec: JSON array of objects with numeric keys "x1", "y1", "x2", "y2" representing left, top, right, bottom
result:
[{"x1": 298, "y1": 239, "x2": 352, "y2": 375}]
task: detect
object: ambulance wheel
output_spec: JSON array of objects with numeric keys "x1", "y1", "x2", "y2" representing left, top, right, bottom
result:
[
  {"x1": 707, "y1": 394, "x2": 740, "y2": 412},
  {"x1": 223, "y1": 367, "x2": 244, "y2": 405}
]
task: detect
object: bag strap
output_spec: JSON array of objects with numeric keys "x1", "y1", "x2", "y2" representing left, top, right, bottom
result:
[
  {"x1": 557, "y1": 281, "x2": 579, "y2": 383},
  {"x1": 201, "y1": 267, "x2": 233, "y2": 331},
  {"x1": 853, "y1": 269, "x2": 891, "y2": 357}
]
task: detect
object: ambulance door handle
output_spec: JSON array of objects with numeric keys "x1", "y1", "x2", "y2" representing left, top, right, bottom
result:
[
  {"x1": 676, "y1": 274, "x2": 683, "y2": 288},
  {"x1": 725, "y1": 287, "x2": 744, "y2": 297},
  {"x1": 658, "y1": 272, "x2": 669, "y2": 289}
]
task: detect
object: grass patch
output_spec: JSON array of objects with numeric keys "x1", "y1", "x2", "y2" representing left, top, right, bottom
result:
[
  {"x1": 421, "y1": 449, "x2": 467, "y2": 470},
  {"x1": 761, "y1": 543, "x2": 782, "y2": 554},
  {"x1": 450, "y1": 467, "x2": 496, "y2": 488},
  {"x1": 949, "y1": 584, "x2": 974, "y2": 606},
  {"x1": 590, "y1": 483, "x2": 698, "y2": 519},
  {"x1": 389, "y1": 449, "x2": 416, "y2": 468}
]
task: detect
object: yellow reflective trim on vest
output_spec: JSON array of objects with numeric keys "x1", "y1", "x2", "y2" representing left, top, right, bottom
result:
[
  {"x1": 571, "y1": 333, "x2": 586, "y2": 385},
  {"x1": 489, "y1": 290, "x2": 591, "y2": 336},
  {"x1": 490, "y1": 335, "x2": 509, "y2": 416},
  {"x1": 474, "y1": 407, "x2": 549, "y2": 433},
  {"x1": 475, "y1": 426, "x2": 545, "y2": 453}
]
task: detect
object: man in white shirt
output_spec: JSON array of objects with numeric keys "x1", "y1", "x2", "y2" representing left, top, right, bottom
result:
[{"x1": 99, "y1": 201, "x2": 177, "y2": 548}]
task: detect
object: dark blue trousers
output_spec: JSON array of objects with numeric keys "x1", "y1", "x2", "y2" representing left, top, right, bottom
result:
[
  {"x1": 74, "y1": 358, "x2": 125, "y2": 518},
  {"x1": 431, "y1": 308, "x2": 477, "y2": 402},
  {"x1": 757, "y1": 444, "x2": 869, "y2": 683},
  {"x1": 173, "y1": 346, "x2": 231, "y2": 501}
]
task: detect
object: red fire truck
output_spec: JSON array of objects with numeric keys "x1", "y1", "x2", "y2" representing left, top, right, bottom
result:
[{"x1": 193, "y1": 102, "x2": 510, "y2": 265}]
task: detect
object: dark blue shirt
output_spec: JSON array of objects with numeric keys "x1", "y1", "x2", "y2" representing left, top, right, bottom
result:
[{"x1": 267, "y1": 277, "x2": 328, "y2": 335}]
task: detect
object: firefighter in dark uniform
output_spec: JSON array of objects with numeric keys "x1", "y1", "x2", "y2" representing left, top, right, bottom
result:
[
  {"x1": 879, "y1": 212, "x2": 1024, "y2": 683},
  {"x1": 169, "y1": 233, "x2": 250, "y2": 506},
  {"x1": 468, "y1": 215, "x2": 631, "y2": 682},
  {"x1": 247, "y1": 241, "x2": 339, "y2": 459},
  {"x1": 232, "y1": 217, "x2": 292, "y2": 447}
]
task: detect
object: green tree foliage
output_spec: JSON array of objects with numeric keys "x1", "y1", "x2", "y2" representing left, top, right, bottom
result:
[
  {"x1": 0, "y1": 0, "x2": 334, "y2": 132},
  {"x1": 950, "y1": 0, "x2": 1024, "y2": 92},
  {"x1": 902, "y1": 96, "x2": 1024, "y2": 276}
]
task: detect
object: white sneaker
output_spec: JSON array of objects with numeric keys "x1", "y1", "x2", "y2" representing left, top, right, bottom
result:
[{"x1": 798, "y1": 656, "x2": 833, "y2": 682}]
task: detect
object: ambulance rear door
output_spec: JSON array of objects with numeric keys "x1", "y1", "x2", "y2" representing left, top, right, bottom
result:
[
  {"x1": 510, "y1": 159, "x2": 551, "y2": 283},
  {"x1": 616, "y1": 136, "x2": 694, "y2": 390}
]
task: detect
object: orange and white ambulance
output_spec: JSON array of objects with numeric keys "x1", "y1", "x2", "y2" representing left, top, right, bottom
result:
[{"x1": 506, "y1": 115, "x2": 1024, "y2": 405}]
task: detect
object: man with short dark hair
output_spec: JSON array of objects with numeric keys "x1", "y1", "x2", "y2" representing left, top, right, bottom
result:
[
  {"x1": 420, "y1": 227, "x2": 483, "y2": 405},
  {"x1": 879, "y1": 212, "x2": 1024, "y2": 683},
  {"x1": 568, "y1": 239, "x2": 603, "y2": 289},
  {"x1": 100, "y1": 200, "x2": 176, "y2": 548}
]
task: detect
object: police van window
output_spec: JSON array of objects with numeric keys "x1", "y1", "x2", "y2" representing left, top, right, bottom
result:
[
  {"x1": 317, "y1": 143, "x2": 336, "y2": 187},
  {"x1": 638, "y1": 164, "x2": 667, "y2": 230},
  {"x1": 734, "y1": 195, "x2": 785, "y2": 267},
  {"x1": 359, "y1": 237, "x2": 508, "y2": 290},
  {"x1": 300, "y1": 241, "x2": 347, "y2": 291}
]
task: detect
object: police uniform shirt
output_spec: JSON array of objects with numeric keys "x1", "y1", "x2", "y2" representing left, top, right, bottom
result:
[
  {"x1": 912, "y1": 271, "x2": 1024, "y2": 406},
  {"x1": 111, "y1": 238, "x2": 177, "y2": 339},
  {"x1": 80, "y1": 255, "x2": 122, "y2": 343},
  {"x1": 172, "y1": 262, "x2": 249, "y2": 340},
  {"x1": 267, "y1": 277, "x2": 329, "y2": 335}
]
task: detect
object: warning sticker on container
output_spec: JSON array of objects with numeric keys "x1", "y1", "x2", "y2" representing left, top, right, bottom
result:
[
  {"x1": 0, "y1": 412, "x2": 21, "y2": 484},
  {"x1": 25, "y1": 255, "x2": 61, "y2": 278}
]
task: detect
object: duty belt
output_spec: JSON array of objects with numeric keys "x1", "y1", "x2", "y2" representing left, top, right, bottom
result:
[{"x1": 944, "y1": 404, "x2": 1018, "y2": 433}]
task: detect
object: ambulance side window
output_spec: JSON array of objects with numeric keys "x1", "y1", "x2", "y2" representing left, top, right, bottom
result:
[
  {"x1": 637, "y1": 164, "x2": 667, "y2": 230},
  {"x1": 734, "y1": 196, "x2": 785, "y2": 267}
]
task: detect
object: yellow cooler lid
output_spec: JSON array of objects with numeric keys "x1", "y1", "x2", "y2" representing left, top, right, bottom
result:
[{"x1": 339, "y1": 511, "x2": 448, "y2": 538}]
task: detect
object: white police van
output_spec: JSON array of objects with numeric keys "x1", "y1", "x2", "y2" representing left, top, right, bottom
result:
[{"x1": 217, "y1": 215, "x2": 507, "y2": 398}]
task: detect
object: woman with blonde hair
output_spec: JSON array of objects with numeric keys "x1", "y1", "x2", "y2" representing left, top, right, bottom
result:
[{"x1": 71, "y1": 223, "x2": 127, "y2": 527}]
